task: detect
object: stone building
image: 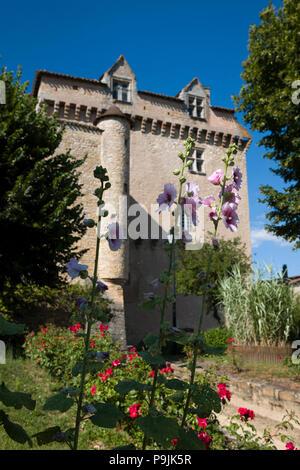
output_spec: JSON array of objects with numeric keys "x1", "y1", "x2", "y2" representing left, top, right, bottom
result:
[{"x1": 32, "y1": 55, "x2": 252, "y2": 345}]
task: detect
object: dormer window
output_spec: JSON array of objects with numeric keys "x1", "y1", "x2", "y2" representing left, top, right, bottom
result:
[
  {"x1": 187, "y1": 95, "x2": 205, "y2": 119},
  {"x1": 112, "y1": 79, "x2": 131, "y2": 103}
]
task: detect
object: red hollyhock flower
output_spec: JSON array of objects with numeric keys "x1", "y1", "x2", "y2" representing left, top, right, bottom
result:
[
  {"x1": 91, "y1": 385, "x2": 96, "y2": 395},
  {"x1": 171, "y1": 438, "x2": 178, "y2": 447},
  {"x1": 106, "y1": 368, "x2": 113, "y2": 376},
  {"x1": 111, "y1": 359, "x2": 121, "y2": 367}
]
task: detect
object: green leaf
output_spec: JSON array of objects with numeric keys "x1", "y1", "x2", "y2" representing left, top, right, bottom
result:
[
  {"x1": 164, "y1": 379, "x2": 189, "y2": 391},
  {"x1": 32, "y1": 426, "x2": 61, "y2": 445},
  {"x1": 43, "y1": 393, "x2": 74, "y2": 412},
  {"x1": 136, "y1": 414, "x2": 205, "y2": 450},
  {"x1": 143, "y1": 333, "x2": 159, "y2": 347},
  {"x1": 0, "y1": 410, "x2": 32, "y2": 447},
  {"x1": 0, "y1": 382, "x2": 36, "y2": 410},
  {"x1": 191, "y1": 384, "x2": 222, "y2": 416},
  {"x1": 138, "y1": 351, "x2": 166, "y2": 367},
  {"x1": 170, "y1": 391, "x2": 185, "y2": 402},
  {"x1": 90, "y1": 403, "x2": 124, "y2": 428},
  {"x1": 114, "y1": 380, "x2": 152, "y2": 394},
  {"x1": 0, "y1": 317, "x2": 24, "y2": 335}
]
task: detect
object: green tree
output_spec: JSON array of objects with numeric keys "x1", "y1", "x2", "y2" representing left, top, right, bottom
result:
[
  {"x1": 0, "y1": 67, "x2": 87, "y2": 289},
  {"x1": 234, "y1": 0, "x2": 300, "y2": 249},
  {"x1": 175, "y1": 237, "x2": 251, "y2": 322}
]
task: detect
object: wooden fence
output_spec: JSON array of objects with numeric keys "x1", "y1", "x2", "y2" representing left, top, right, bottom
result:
[{"x1": 233, "y1": 345, "x2": 293, "y2": 364}]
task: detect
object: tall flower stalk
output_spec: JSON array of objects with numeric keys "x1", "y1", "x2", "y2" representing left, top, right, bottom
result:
[
  {"x1": 66, "y1": 166, "x2": 121, "y2": 450},
  {"x1": 180, "y1": 143, "x2": 239, "y2": 427},
  {"x1": 142, "y1": 138, "x2": 196, "y2": 449}
]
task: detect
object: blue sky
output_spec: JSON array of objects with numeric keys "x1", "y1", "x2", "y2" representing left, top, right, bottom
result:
[{"x1": 1, "y1": 0, "x2": 298, "y2": 276}]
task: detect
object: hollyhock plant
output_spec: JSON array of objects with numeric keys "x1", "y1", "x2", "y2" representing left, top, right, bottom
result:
[
  {"x1": 208, "y1": 169, "x2": 224, "y2": 185},
  {"x1": 219, "y1": 184, "x2": 241, "y2": 206},
  {"x1": 203, "y1": 195, "x2": 216, "y2": 207},
  {"x1": 218, "y1": 383, "x2": 231, "y2": 401},
  {"x1": 157, "y1": 183, "x2": 177, "y2": 212},
  {"x1": 221, "y1": 202, "x2": 239, "y2": 232},
  {"x1": 107, "y1": 222, "x2": 122, "y2": 251},
  {"x1": 66, "y1": 258, "x2": 88, "y2": 279}
]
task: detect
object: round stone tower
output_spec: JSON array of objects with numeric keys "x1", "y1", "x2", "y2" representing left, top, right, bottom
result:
[{"x1": 94, "y1": 106, "x2": 130, "y2": 345}]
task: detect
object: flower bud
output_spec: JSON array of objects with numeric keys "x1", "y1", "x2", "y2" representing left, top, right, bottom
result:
[
  {"x1": 102, "y1": 210, "x2": 109, "y2": 217},
  {"x1": 173, "y1": 169, "x2": 181, "y2": 176},
  {"x1": 83, "y1": 218, "x2": 96, "y2": 228},
  {"x1": 105, "y1": 182, "x2": 111, "y2": 189},
  {"x1": 186, "y1": 160, "x2": 193, "y2": 167},
  {"x1": 178, "y1": 152, "x2": 184, "y2": 160},
  {"x1": 179, "y1": 176, "x2": 186, "y2": 184}
]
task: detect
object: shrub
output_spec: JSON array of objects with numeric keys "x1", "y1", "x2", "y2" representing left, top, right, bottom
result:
[
  {"x1": 204, "y1": 327, "x2": 233, "y2": 349},
  {"x1": 23, "y1": 322, "x2": 114, "y2": 383}
]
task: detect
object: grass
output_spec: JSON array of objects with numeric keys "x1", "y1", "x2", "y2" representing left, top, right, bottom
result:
[{"x1": 0, "y1": 349, "x2": 130, "y2": 450}]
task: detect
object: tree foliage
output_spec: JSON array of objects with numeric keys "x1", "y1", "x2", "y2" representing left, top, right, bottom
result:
[
  {"x1": 175, "y1": 237, "x2": 251, "y2": 321},
  {"x1": 234, "y1": 0, "x2": 300, "y2": 249},
  {"x1": 0, "y1": 67, "x2": 87, "y2": 289}
]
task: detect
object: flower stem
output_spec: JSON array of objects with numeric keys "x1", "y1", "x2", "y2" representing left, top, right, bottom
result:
[
  {"x1": 181, "y1": 154, "x2": 231, "y2": 428},
  {"x1": 73, "y1": 185, "x2": 103, "y2": 450}
]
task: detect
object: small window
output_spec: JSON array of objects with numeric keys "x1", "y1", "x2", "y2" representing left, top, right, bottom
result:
[
  {"x1": 112, "y1": 79, "x2": 131, "y2": 102},
  {"x1": 188, "y1": 149, "x2": 205, "y2": 174}
]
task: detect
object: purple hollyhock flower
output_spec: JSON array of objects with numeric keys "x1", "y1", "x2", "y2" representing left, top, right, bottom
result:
[
  {"x1": 232, "y1": 166, "x2": 242, "y2": 189},
  {"x1": 203, "y1": 195, "x2": 216, "y2": 207},
  {"x1": 76, "y1": 297, "x2": 87, "y2": 310},
  {"x1": 209, "y1": 206, "x2": 218, "y2": 221},
  {"x1": 66, "y1": 258, "x2": 88, "y2": 279},
  {"x1": 185, "y1": 182, "x2": 200, "y2": 198},
  {"x1": 96, "y1": 281, "x2": 108, "y2": 293},
  {"x1": 219, "y1": 184, "x2": 241, "y2": 206},
  {"x1": 107, "y1": 222, "x2": 122, "y2": 251},
  {"x1": 212, "y1": 237, "x2": 220, "y2": 249},
  {"x1": 180, "y1": 182, "x2": 202, "y2": 226},
  {"x1": 208, "y1": 169, "x2": 224, "y2": 185},
  {"x1": 221, "y1": 202, "x2": 239, "y2": 232},
  {"x1": 157, "y1": 183, "x2": 177, "y2": 212}
]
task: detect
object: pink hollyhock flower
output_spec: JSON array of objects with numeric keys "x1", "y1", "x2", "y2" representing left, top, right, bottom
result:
[
  {"x1": 198, "y1": 432, "x2": 211, "y2": 450},
  {"x1": 171, "y1": 438, "x2": 178, "y2": 447},
  {"x1": 203, "y1": 195, "x2": 216, "y2": 207},
  {"x1": 130, "y1": 347, "x2": 136, "y2": 352},
  {"x1": 107, "y1": 222, "x2": 122, "y2": 251},
  {"x1": 106, "y1": 368, "x2": 113, "y2": 376},
  {"x1": 208, "y1": 169, "x2": 224, "y2": 185},
  {"x1": 157, "y1": 184, "x2": 177, "y2": 212},
  {"x1": 98, "y1": 373, "x2": 108, "y2": 381},
  {"x1": 149, "y1": 370, "x2": 155, "y2": 377},
  {"x1": 91, "y1": 385, "x2": 96, "y2": 395},
  {"x1": 232, "y1": 166, "x2": 242, "y2": 189},
  {"x1": 185, "y1": 182, "x2": 200, "y2": 198},
  {"x1": 129, "y1": 404, "x2": 141, "y2": 418},
  {"x1": 219, "y1": 184, "x2": 241, "y2": 206},
  {"x1": 197, "y1": 417, "x2": 207, "y2": 429},
  {"x1": 221, "y1": 202, "x2": 239, "y2": 232},
  {"x1": 238, "y1": 407, "x2": 255, "y2": 421},
  {"x1": 209, "y1": 206, "x2": 218, "y2": 222},
  {"x1": 66, "y1": 258, "x2": 88, "y2": 279}
]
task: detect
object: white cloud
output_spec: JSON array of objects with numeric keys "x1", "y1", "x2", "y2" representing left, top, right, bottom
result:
[{"x1": 251, "y1": 228, "x2": 291, "y2": 248}]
